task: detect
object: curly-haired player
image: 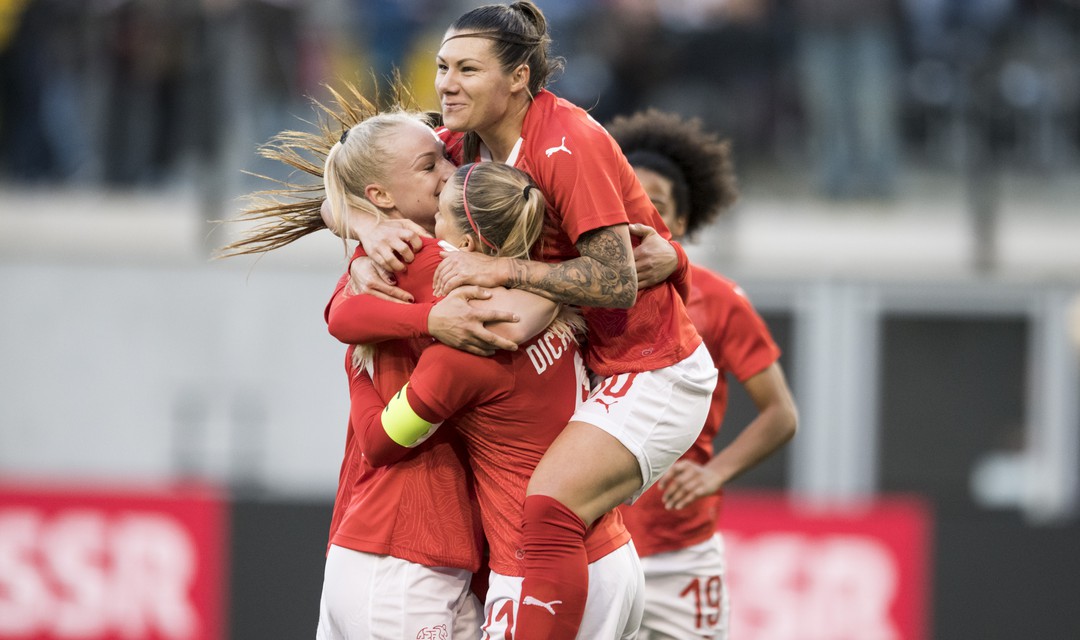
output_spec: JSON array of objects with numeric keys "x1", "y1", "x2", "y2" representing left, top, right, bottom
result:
[{"x1": 607, "y1": 109, "x2": 799, "y2": 640}]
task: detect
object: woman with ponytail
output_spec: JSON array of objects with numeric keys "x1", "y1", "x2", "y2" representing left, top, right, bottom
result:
[
  {"x1": 331, "y1": 4, "x2": 718, "y2": 637},
  {"x1": 223, "y1": 87, "x2": 569, "y2": 639},
  {"x1": 348, "y1": 161, "x2": 643, "y2": 639},
  {"x1": 608, "y1": 109, "x2": 798, "y2": 640}
]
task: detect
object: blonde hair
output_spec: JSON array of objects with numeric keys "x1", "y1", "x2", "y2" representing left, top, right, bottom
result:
[
  {"x1": 323, "y1": 112, "x2": 430, "y2": 252},
  {"x1": 445, "y1": 162, "x2": 544, "y2": 260},
  {"x1": 217, "y1": 80, "x2": 434, "y2": 258}
]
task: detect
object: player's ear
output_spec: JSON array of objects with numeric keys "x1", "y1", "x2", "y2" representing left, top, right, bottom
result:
[
  {"x1": 510, "y1": 63, "x2": 530, "y2": 94},
  {"x1": 459, "y1": 235, "x2": 476, "y2": 252},
  {"x1": 365, "y1": 183, "x2": 394, "y2": 209}
]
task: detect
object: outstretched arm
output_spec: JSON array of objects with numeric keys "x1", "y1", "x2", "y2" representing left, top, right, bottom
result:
[
  {"x1": 658, "y1": 363, "x2": 798, "y2": 510},
  {"x1": 433, "y1": 224, "x2": 638, "y2": 309}
]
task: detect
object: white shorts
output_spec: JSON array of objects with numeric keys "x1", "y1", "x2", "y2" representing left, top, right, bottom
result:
[
  {"x1": 572, "y1": 342, "x2": 717, "y2": 501},
  {"x1": 638, "y1": 534, "x2": 730, "y2": 640},
  {"x1": 315, "y1": 544, "x2": 482, "y2": 639},
  {"x1": 481, "y1": 541, "x2": 645, "y2": 639}
]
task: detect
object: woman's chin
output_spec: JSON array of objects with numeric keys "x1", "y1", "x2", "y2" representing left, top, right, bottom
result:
[{"x1": 441, "y1": 111, "x2": 470, "y2": 132}]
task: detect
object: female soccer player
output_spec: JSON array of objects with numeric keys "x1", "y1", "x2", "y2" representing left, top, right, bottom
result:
[
  {"x1": 608, "y1": 109, "x2": 799, "y2": 639},
  {"x1": 334, "y1": 4, "x2": 718, "y2": 637},
  {"x1": 434, "y1": 6, "x2": 722, "y2": 638},
  {"x1": 348, "y1": 160, "x2": 644, "y2": 638},
  {"x1": 222, "y1": 91, "x2": 556, "y2": 639}
]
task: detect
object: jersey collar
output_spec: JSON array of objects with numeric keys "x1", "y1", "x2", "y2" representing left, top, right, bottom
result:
[{"x1": 478, "y1": 137, "x2": 524, "y2": 166}]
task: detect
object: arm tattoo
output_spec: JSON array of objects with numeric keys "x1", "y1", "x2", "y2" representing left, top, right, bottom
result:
[{"x1": 505, "y1": 226, "x2": 638, "y2": 308}]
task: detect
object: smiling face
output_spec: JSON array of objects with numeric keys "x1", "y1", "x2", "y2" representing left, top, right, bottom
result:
[
  {"x1": 377, "y1": 119, "x2": 456, "y2": 233},
  {"x1": 435, "y1": 31, "x2": 521, "y2": 136}
]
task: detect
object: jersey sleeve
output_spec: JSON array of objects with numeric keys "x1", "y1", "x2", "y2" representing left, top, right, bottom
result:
[
  {"x1": 353, "y1": 345, "x2": 502, "y2": 467},
  {"x1": 347, "y1": 364, "x2": 413, "y2": 467},
  {"x1": 718, "y1": 285, "x2": 782, "y2": 382},
  {"x1": 324, "y1": 270, "x2": 351, "y2": 326},
  {"x1": 534, "y1": 122, "x2": 631, "y2": 245},
  {"x1": 325, "y1": 242, "x2": 443, "y2": 344},
  {"x1": 406, "y1": 346, "x2": 502, "y2": 424},
  {"x1": 668, "y1": 240, "x2": 692, "y2": 302},
  {"x1": 328, "y1": 292, "x2": 435, "y2": 344}
]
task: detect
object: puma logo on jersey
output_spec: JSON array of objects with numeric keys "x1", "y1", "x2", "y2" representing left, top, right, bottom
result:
[
  {"x1": 594, "y1": 397, "x2": 618, "y2": 413},
  {"x1": 545, "y1": 136, "x2": 572, "y2": 157},
  {"x1": 522, "y1": 595, "x2": 562, "y2": 615}
]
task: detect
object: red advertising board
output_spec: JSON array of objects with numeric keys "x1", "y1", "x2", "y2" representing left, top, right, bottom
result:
[
  {"x1": 720, "y1": 492, "x2": 932, "y2": 640},
  {"x1": 0, "y1": 483, "x2": 228, "y2": 640}
]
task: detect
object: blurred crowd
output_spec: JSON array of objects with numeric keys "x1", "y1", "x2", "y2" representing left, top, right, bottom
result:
[{"x1": 0, "y1": 0, "x2": 1077, "y2": 199}]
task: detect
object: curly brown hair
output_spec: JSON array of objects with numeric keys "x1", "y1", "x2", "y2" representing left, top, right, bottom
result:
[{"x1": 606, "y1": 109, "x2": 738, "y2": 239}]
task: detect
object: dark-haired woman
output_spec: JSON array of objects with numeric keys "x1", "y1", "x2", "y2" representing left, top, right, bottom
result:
[
  {"x1": 608, "y1": 109, "x2": 798, "y2": 640},
  {"x1": 424, "y1": 4, "x2": 718, "y2": 638}
]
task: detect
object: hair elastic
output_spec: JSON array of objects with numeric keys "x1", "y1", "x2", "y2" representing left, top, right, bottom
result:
[
  {"x1": 461, "y1": 164, "x2": 500, "y2": 251},
  {"x1": 523, "y1": 184, "x2": 533, "y2": 200}
]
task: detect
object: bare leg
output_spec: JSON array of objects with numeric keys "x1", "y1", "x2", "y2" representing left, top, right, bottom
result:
[{"x1": 526, "y1": 420, "x2": 642, "y2": 525}]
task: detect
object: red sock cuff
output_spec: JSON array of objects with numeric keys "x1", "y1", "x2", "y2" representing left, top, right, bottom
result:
[{"x1": 523, "y1": 494, "x2": 587, "y2": 542}]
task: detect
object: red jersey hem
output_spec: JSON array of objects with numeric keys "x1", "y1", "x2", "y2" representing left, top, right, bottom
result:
[
  {"x1": 330, "y1": 533, "x2": 480, "y2": 573},
  {"x1": 587, "y1": 333, "x2": 703, "y2": 377}
]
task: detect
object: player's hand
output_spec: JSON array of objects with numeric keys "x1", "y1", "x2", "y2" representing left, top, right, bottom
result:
[
  {"x1": 432, "y1": 251, "x2": 510, "y2": 297},
  {"x1": 348, "y1": 256, "x2": 414, "y2": 303},
  {"x1": 658, "y1": 460, "x2": 723, "y2": 510},
  {"x1": 630, "y1": 223, "x2": 677, "y2": 289},
  {"x1": 359, "y1": 219, "x2": 431, "y2": 273},
  {"x1": 429, "y1": 286, "x2": 520, "y2": 356}
]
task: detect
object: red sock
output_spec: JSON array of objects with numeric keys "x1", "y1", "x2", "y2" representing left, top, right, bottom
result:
[{"x1": 515, "y1": 495, "x2": 589, "y2": 640}]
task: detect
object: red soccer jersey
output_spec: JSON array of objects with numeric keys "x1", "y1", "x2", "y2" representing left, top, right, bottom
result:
[
  {"x1": 351, "y1": 325, "x2": 630, "y2": 577},
  {"x1": 440, "y1": 90, "x2": 702, "y2": 376},
  {"x1": 324, "y1": 240, "x2": 482, "y2": 571},
  {"x1": 620, "y1": 265, "x2": 781, "y2": 557}
]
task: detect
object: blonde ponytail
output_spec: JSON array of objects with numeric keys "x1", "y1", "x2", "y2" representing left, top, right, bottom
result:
[
  {"x1": 503, "y1": 183, "x2": 545, "y2": 259},
  {"x1": 217, "y1": 79, "x2": 425, "y2": 259},
  {"x1": 447, "y1": 163, "x2": 544, "y2": 260}
]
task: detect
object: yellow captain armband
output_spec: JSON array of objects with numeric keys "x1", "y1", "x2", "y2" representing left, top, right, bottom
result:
[{"x1": 381, "y1": 383, "x2": 441, "y2": 447}]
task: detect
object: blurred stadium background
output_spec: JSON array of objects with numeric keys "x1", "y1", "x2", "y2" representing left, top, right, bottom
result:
[{"x1": 1, "y1": 1, "x2": 1078, "y2": 638}]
